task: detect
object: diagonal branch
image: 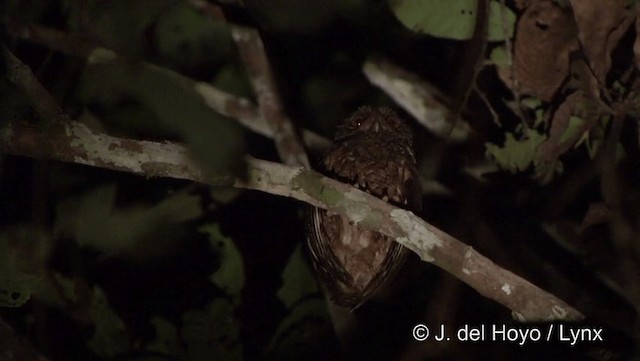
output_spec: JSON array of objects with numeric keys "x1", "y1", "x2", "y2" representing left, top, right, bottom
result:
[
  {"x1": 1, "y1": 120, "x2": 584, "y2": 322},
  {"x1": 3, "y1": 45, "x2": 63, "y2": 122},
  {"x1": 231, "y1": 26, "x2": 310, "y2": 168},
  {"x1": 363, "y1": 56, "x2": 471, "y2": 141},
  {"x1": 190, "y1": 0, "x2": 311, "y2": 167}
]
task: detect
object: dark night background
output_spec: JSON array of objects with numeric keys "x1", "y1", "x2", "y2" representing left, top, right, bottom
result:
[{"x1": 1, "y1": 0, "x2": 639, "y2": 360}]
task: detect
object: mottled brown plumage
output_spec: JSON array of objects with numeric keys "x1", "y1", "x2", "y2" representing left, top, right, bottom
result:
[{"x1": 307, "y1": 106, "x2": 421, "y2": 309}]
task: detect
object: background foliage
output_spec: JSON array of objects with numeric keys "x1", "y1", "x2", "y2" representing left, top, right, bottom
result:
[{"x1": 1, "y1": 0, "x2": 639, "y2": 360}]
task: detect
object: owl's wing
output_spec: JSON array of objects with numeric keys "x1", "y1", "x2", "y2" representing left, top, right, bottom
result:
[
  {"x1": 361, "y1": 234, "x2": 408, "y2": 299},
  {"x1": 308, "y1": 205, "x2": 408, "y2": 309},
  {"x1": 306, "y1": 206, "x2": 353, "y2": 288}
]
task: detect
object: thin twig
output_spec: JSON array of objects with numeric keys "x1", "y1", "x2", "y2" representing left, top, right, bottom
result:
[
  {"x1": 3, "y1": 45, "x2": 64, "y2": 122},
  {"x1": 451, "y1": 0, "x2": 489, "y2": 135},
  {"x1": 473, "y1": 83, "x2": 501, "y2": 126},
  {"x1": 499, "y1": 0, "x2": 528, "y2": 129}
]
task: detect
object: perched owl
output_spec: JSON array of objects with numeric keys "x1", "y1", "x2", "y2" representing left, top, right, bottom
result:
[{"x1": 307, "y1": 106, "x2": 422, "y2": 309}]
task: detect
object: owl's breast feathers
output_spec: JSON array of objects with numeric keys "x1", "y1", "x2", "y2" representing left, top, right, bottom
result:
[
  {"x1": 308, "y1": 133, "x2": 421, "y2": 308},
  {"x1": 322, "y1": 137, "x2": 421, "y2": 210}
]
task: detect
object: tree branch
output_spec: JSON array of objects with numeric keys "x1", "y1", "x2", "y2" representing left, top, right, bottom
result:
[
  {"x1": 231, "y1": 26, "x2": 310, "y2": 168},
  {"x1": 362, "y1": 56, "x2": 471, "y2": 141},
  {"x1": 1, "y1": 120, "x2": 584, "y2": 322},
  {"x1": 189, "y1": 0, "x2": 312, "y2": 168},
  {"x1": 3, "y1": 45, "x2": 63, "y2": 122}
]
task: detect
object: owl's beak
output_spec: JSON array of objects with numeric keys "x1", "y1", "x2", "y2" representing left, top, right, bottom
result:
[{"x1": 373, "y1": 122, "x2": 380, "y2": 132}]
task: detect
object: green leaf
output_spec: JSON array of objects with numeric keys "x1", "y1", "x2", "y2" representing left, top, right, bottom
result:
[
  {"x1": 488, "y1": 45, "x2": 508, "y2": 67},
  {"x1": 586, "y1": 138, "x2": 602, "y2": 159},
  {"x1": 0, "y1": 229, "x2": 50, "y2": 307},
  {"x1": 147, "y1": 317, "x2": 185, "y2": 358},
  {"x1": 265, "y1": 298, "x2": 331, "y2": 357},
  {"x1": 201, "y1": 224, "x2": 244, "y2": 302},
  {"x1": 65, "y1": 0, "x2": 175, "y2": 58},
  {"x1": 559, "y1": 116, "x2": 587, "y2": 146},
  {"x1": 154, "y1": 2, "x2": 233, "y2": 68},
  {"x1": 485, "y1": 128, "x2": 547, "y2": 173},
  {"x1": 55, "y1": 184, "x2": 202, "y2": 257},
  {"x1": 80, "y1": 58, "x2": 246, "y2": 179},
  {"x1": 33, "y1": 272, "x2": 79, "y2": 308},
  {"x1": 0, "y1": 272, "x2": 41, "y2": 307},
  {"x1": 486, "y1": 0, "x2": 515, "y2": 41},
  {"x1": 520, "y1": 97, "x2": 542, "y2": 110},
  {"x1": 212, "y1": 63, "x2": 253, "y2": 99},
  {"x1": 98, "y1": 102, "x2": 175, "y2": 139},
  {"x1": 181, "y1": 299, "x2": 241, "y2": 361},
  {"x1": 87, "y1": 286, "x2": 131, "y2": 359},
  {"x1": 32, "y1": 272, "x2": 130, "y2": 357},
  {"x1": 210, "y1": 187, "x2": 243, "y2": 207},
  {"x1": 277, "y1": 244, "x2": 319, "y2": 308},
  {"x1": 390, "y1": 0, "x2": 515, "y2": 41},
  {"x1": 265, "y1": 246, "x2": 332, "y2": 358}
]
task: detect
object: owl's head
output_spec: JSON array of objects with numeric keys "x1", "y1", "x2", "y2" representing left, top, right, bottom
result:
[{"x1": 334, "y1": 106, "x2": 413, "y2": 143}]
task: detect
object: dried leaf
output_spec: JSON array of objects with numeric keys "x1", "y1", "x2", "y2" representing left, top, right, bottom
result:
[
  {"x1": 510, "y1": 0, "x2": 579, "y2": 100},
  {"x1": 569, "y1": 0, "x2": 635, "y2": 83},
  {"x1": 536, "y1": 92, "x2": 599, "y2": 181},
  {"x1": 580, "y1": 202, "x2": 612, "y2": 231}
]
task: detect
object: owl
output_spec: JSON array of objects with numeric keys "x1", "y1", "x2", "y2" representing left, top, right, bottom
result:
[{"x1": 307, "y1": 106, "x2": 422, "y2": 309}]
